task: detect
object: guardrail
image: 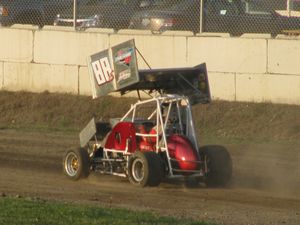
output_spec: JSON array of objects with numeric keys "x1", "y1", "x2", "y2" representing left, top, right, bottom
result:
[{"x1": 0, "y1": 26, "x2": 299, "y2": 105}]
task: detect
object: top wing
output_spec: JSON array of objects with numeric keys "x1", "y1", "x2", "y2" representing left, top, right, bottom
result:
[{"x1": 87, "y1": 39, "x2": 210, "y2": 104}]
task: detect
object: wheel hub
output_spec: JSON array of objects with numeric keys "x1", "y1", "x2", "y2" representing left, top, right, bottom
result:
[
  {"x1": 65, "y1": 152, "x2": 79, "y2": 177},
  {"x1": 132, "y1": 158, "x2": 144, "y2": 182}
]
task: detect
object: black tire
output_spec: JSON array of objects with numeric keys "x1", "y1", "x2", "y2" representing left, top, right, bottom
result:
[
  {"x1": 128, "y1": 151, "x2": 163, "y2": 187},
  {"x1": 63, "y1": 148, "x2": 90, "y2": 181},
  {"x1": 200, "y1": 145, "x2": 232, "y2": 187}
]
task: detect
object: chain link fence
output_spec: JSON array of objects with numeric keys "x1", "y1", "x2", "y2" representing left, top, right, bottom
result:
[{"x1": 1, "y1": 0, "x2": 300, "y2": 36}]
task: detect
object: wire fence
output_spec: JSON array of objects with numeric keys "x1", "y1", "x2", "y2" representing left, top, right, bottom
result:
[{"x1": 1, "y1": 0, "x2": 300, "y2": 36}]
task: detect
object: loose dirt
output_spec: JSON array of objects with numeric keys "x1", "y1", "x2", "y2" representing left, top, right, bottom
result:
[{"x1": 0, "y1": 91, "x2": 299, "y2": 225}]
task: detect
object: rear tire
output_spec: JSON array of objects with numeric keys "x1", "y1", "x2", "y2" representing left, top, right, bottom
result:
[
  {"x1": 63, "y1": 148, "x2": 90, "y2": 180},
  {"x1": 128, "y1": 151, "x2": 163, "y2": 187},
  {"x1": 200, "y1": 145, "x2": 232, "y2": 187}
]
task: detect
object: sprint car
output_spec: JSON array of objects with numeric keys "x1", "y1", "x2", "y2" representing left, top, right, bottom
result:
[{"x1": 62, "y1": 40, "x2": 232, "y2": 187}]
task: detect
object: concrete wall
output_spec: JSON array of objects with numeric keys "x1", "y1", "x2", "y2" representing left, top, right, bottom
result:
[{"x1": 0, "y1": 25, "x2": 299, "y2": 105}]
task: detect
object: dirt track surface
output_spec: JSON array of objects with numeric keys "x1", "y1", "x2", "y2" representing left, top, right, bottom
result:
[{"x1": 0, "y1": 129, "x2": 299, "y2": 225}]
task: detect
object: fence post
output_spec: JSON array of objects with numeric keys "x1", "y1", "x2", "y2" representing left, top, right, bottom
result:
[
  {"x1": 287, "y1": 0, "x2": 291, "y2": 17},
  {"x1": 73, "y1": 0, "x2": 77, "y2": 29},
  {"x1": 199, "y1": 0, "x2": 203, "y2": 33}
]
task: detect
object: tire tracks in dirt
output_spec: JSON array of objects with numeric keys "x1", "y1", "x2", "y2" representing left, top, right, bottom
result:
[{"x1": 0, "y1": 130, "x2": 300, "y2": 225}]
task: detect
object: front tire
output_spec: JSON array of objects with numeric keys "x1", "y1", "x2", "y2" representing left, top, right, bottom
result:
[
  {"x1": 128, "y1": 151, "x2": 163, "y2": 187},
  {"x1": 200, "y1": 145, "x2": 232, "y2": 187},
  {"x1": 63, "y1": 148, "x2": 90, "y2": 180}
]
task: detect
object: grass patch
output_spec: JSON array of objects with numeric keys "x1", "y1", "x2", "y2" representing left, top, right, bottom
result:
[
  {"x1": 200, "y1": 132, "x2": 300, "y2": 146},
  {"x1": 0, "y1": 197, "x2": 213, "y2": 225},
  {"x1": 0, "y1": 123, "x2": 80, "y2": 134},
  {"x1": 0, "y1": 91, "x2": 299, "y2": 144}
]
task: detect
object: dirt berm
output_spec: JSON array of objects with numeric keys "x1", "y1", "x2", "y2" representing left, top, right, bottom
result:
[{"x1": 0, "y1": 91, "x2": 299, "y2": 225}]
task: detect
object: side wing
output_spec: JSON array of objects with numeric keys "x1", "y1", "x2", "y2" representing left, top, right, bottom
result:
[{"x1": 87, "y1": 39, "x2": 139, "y2": 98}]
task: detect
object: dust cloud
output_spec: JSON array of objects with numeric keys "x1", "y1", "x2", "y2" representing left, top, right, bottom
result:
[{"x1": 230, "y1": 142, "x2": 300, "y2": 198}]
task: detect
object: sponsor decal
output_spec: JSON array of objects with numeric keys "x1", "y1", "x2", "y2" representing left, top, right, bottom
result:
[
  {"x1": 91, "y1": 57, "x2": 114, "y2": 86},
  {"x1": 117, "y1": 69, "x2": 131, "y2": 83},
  {"x1": 114, "y1": 47, "x2": 134, "y2": 67}
]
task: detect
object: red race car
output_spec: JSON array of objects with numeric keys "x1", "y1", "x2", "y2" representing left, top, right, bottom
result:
[{"x1": 63, "y1": 40, "x2": 232, "y2": 187}]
